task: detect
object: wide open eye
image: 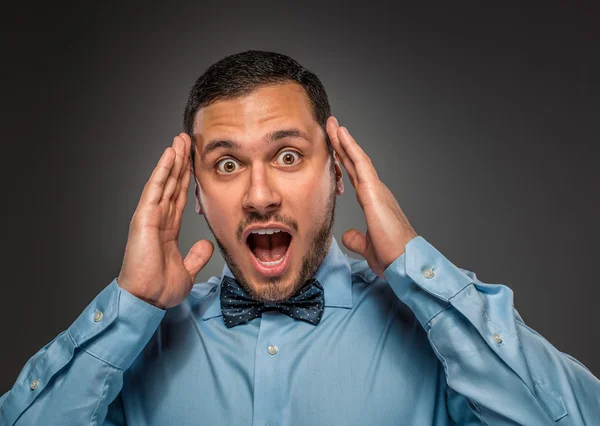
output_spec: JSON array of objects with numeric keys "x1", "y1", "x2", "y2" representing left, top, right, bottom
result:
[
  {"x1": 216, "y1": 158, "x2": 241, "y2": 173},
  {"x1": 276, "y1": 150, "x2": 301, "y2": 166}
]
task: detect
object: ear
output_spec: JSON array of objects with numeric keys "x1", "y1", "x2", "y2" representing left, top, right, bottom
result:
[
  {"x1": 333, "y1": 152, "x2": 344, "y2": 195},
  {"x1": 192, "y1": 171, "x2": 203, "y2": 215}
]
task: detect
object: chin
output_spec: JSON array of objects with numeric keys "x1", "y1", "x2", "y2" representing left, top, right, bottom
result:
[{"x1": 248, "y1": 276, "x2": 298, "y2": 302}]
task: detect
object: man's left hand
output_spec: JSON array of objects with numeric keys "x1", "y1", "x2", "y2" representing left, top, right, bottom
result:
[{"x1": 326, "y1": 116, "x2": 419, "y2": 279}]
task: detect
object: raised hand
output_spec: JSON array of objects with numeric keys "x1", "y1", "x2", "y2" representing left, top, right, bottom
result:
[
  {"x1": 117, "y1": 133, "x2": 214, "y2": 309},
  {"x1": 326, "y1": 117, "x2": 418, "y2": 279}
]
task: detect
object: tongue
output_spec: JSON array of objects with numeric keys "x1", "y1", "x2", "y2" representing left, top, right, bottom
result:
[{"x1": 252, "y1": 233, "x2": 288, "y2": 262}]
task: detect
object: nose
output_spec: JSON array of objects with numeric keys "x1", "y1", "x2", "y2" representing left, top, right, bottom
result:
[{"x1": 241, "y1": 163, "x2": 282, "y2": 214}]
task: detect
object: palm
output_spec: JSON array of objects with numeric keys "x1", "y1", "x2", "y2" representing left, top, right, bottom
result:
[
  {"x1": 363, "y1": 231, "x2": 382, "y2": 277},
  {"x1": 360, "y1": 224, "x2": 395, "y2": 279}
]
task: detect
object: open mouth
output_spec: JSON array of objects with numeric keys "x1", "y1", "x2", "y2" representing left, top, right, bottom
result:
[{"x1": 246, "y1": 230, "x2": 293, "y2": 276}]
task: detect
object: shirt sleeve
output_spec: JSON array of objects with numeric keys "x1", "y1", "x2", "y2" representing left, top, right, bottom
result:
[
  {"x1": 0, "y1": 278, "x2": 165, "y2": 426},
  {"x1": 384, "y1": 236, "x2": 600, "y2": 425}
]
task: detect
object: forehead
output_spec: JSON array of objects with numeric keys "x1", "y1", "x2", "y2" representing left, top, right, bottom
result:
[{"x1": 193, "y1": 82, "x2": 318, "y2": 147}]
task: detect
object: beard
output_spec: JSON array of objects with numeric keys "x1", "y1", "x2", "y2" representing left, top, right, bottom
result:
[{"x1": 199, "y1": 168, "x2": 337, "y2": 303}]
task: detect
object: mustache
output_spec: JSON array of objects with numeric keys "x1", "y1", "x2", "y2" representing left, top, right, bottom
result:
[{"x1": 236, "y1": 211, "x2": 299, "y2": 243}]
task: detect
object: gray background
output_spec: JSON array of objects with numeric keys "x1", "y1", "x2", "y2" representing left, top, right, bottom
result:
[{"x1": 1, "y1": 2, "x2": 599, "y2": 394}]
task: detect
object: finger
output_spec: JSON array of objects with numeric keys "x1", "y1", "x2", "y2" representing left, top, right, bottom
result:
[
  {"x1": 184, "y1": 239, "x2": 214, "y2": 281},
  {"x1": 176, "y1": 133, "x2": 190, "y2": 177},
  {"x1": 162, "y1": 135, "x2": 186, "y2": 201},
  {"x1": 177, "y1": 133, "x2": 190, "y2": 179},
  {"x1": 161, "y1": 136, "x2": 186, "y2": 202},
  {"x1": 174, "y1": 165, "x2": 191, "y2": 216},
  {"x1": 342, "y1": 228, "x2": 367, "y2": 257},
  {"x1": 141, "y1": 146, "x2": 176, "y2": 205},
  {"x1": 172, "y1": 133, "x2": 192, "y2": 194},
  {"x1": 327, "y1": 116, "x2": 358, "y2": 186},
  {"x1": 171, "y1": 171, "x2": 184, "y2": 212},
  {"x1": 337, "y1": 126, "x2": 378, "y2": 183},
  {"x1": 174, "y1": 134, "x2": 193, "y2": 210},
  {"x1": 180, "y1": 132, "x2": 192, "y2": 164}
]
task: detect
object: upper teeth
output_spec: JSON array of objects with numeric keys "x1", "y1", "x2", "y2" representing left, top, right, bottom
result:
[{"x1": 250, "y1": 228, "x2": 283, "y2": 235}]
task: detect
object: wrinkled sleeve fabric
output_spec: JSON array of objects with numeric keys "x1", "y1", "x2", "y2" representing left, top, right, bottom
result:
[
  {"x1": 0, "y1": 278, "x2": 165, "y2": 426},
  {"x1": 384, "y1": 236, "x2": 600, "y2": 425}
]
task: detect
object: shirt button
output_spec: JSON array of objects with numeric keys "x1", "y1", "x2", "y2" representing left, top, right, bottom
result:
[
  {"x1": 493, "y1": 333, "x2": 503, "y2": 344},
  {"x1": 423, "y1": 268, "x2": 435, "y2": 279},
  {"x1": 93, "y1": 310, "x2": 104, "y2": 322},
  {"x1": 30, "y1": 379, "x2": 40, "y2": 390},
  {"x1": 267, "y1": 344, "x2": 278, "y2": 355}
]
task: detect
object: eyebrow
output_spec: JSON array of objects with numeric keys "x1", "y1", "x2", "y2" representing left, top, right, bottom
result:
[{"x1": 201, "y1": 128, "x2": 311, "y2": 157}]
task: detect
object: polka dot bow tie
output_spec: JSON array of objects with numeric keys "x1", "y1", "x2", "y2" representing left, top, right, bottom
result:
[{"x1": 220, "y1": 276, "x2": 325, "y2": 328}]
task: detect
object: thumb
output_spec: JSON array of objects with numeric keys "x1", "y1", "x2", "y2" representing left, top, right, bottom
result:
[
  {"x1": 342, "y1": 228, "x2": 367, "y2": 257},
  {"x1": 183, "y1": 239, "x2": 214, "y2": 281}
]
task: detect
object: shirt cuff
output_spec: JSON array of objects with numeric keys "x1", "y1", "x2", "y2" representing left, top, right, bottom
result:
[
  {"x1": 67, "y1": 278, "x2": 165, "y2": 370},
  {"x1": 383, "y1": 236, "x2": 473, "y2": 329}
]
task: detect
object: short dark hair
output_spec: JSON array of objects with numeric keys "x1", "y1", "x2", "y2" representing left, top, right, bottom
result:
[{"x1": 183, "y1": 50, "x2": 333, "y2": 173}]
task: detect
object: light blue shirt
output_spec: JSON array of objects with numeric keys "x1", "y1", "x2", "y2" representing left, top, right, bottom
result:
[{"x1": 1, "y1": 236, "x2": 599, "y2": 425}]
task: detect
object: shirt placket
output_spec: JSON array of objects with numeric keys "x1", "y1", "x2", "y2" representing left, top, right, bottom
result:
[{"x1": 252, "y1": 311, "x2": 288, "y2": 426}]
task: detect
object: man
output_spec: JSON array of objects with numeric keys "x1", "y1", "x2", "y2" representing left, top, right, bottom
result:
[{"x1": 0, "y1": 50, "x2": 598, "y2": 425}]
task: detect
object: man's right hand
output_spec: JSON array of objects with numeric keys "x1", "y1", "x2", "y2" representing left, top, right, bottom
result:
[{"x1": 116, "y1": 133, "x2": 214, "y2": 309}]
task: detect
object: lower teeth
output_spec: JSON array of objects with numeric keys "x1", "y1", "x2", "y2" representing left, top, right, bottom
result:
[{"x1": 257, "y1": 255, "x2": 285, "y2": 266}]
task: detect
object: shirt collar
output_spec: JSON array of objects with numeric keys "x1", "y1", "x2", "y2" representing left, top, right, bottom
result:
[{"x1": 202, "y1": 236, "x2": 353, "y2": 320}]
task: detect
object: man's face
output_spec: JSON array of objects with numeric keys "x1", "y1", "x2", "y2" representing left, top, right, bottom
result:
[{"x1": 192, "y1": 82, "x2": 344, "y2": 302}]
